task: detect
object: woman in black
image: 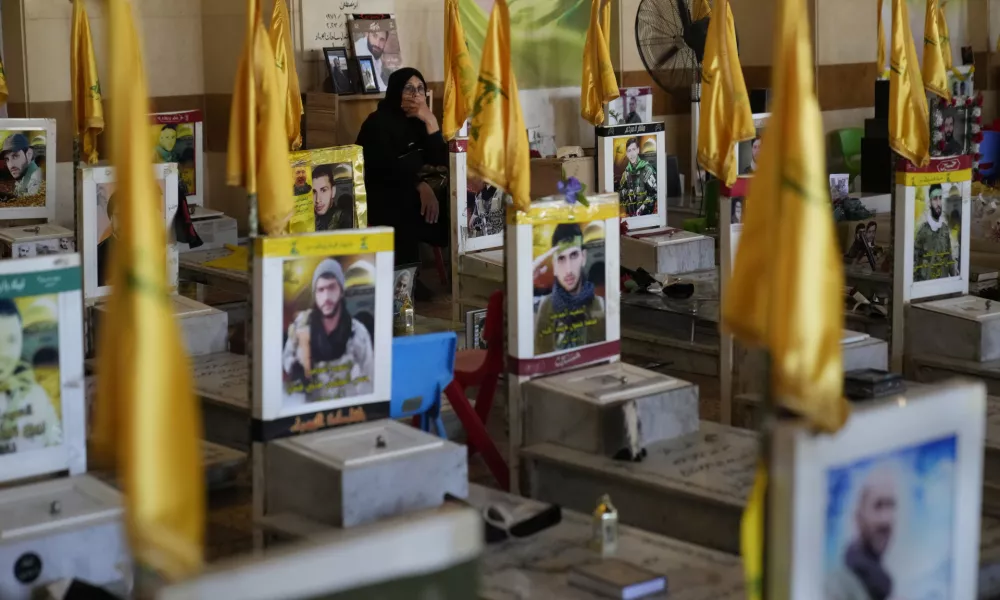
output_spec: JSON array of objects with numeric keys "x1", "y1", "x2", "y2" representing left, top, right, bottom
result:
[{"x1": 356, "y1": 67, "x2": 449, "y2": 266}]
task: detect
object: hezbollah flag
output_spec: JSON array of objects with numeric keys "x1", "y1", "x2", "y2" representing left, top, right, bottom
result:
[
  {"x1": 91, "y1": 0, "x2": 204, "y2": 579},
  {"x1": 889, "y1": 0, "x2": 930, "y2": 167},
  {"x1": 269, "y1": 0, "x2": 303, "y2": 150},
  {"x1": 467, "y1": 0, "x2": 530, "y2": 213},
  {"x1": 922, "y1": 0, "x2": 950, "y2": 100},
  {"x1": 697, "y1": 0, "x2": 755, "y2": 187},
  {"x1": 71, "y1": 0, "x2": 104, "y2": 164},
  {"x1": 228, "y1": 0, "x2": 294, "y2": 234},
  {"x1": 938, "y1": 2, "x2": 954, "y2": 71},
  {"x1": 580, "y1": 0, "x2": 618, "y2": 126},
  {"x1": 722, "y1": 0, "x2": 850, "y2": 592},
  {"x1": 443, "y1": 0, "x2": 476, "y2": 140}
]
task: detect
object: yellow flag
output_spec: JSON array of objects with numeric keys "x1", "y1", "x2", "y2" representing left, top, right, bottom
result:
[
  {"x1": 0, "y1": 56, "x2": 7, "y2": 106},
  {"x1": 468, "y1": 0, "x2": 530, "y2": 212},
  {"x1": 443, "y1": 0, "x2": 477, "y2": 140},
  {"x1": 580, "y1": 0, "x2": 619, "y2": 126},
  {"x1": 877, "y1": 0, "x2": 887, "y2": 78},
  {"x1": 938, "y1": 3, "x2": 953, "y2": 71},
  {"x1": 269, "y1": 0, "x2": 303, "y2": 150},
  {"x1": 722, "y1": 0, "x2": 848, "y2": 433},
  {"x1": 71, "y1": 0, "x2": 104, "y2": 164},
  {"x1": 693, "y1": 0, "x2": 712, "y2": 21},
  {"x1": 741, "y1": 463, "x2": 768, "y2": 600},
  {"x1": 228, "y1": 0, "x2": 294, "y2": 234},
  {"x1": 697, "y1": 0, "x2": 755, "y2": 186},
  {"x1": 889, "y1": 0, "x2": 930, "y2": 167},
  {"x1": 92, "y1": 0, "x2": 204, "y2": 580},
  {"x1": 922, "y1": 0, "x2": 950, "y2": 100}
]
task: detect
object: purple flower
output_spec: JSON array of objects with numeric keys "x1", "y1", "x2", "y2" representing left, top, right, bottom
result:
[{"x1": 558, "y1": 176, "x2": 585, "y2": 204}]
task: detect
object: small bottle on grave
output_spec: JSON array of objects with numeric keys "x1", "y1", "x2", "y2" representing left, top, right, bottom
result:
[
  {"x1": 395, "y1": 296, "x2": 415, "y2": 336},
  {"x1": 591, "y1": 494, "x2": 619, "y2": 556}
]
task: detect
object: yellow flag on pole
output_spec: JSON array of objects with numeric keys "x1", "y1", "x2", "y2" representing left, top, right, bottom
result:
[
  {"x1": 228, "y1": 0, "x2": 294, "y2": 234},
  {"x1": 922, "y1": 0, "x2": 950, "y2": 100},
  {"x1": 724, "y1": 0, "x2": 850, "y2": 593},
  {"x1": 877, "y1": 0, "x2": 887, "y2": 78},
  {"x1": 443, "y1": 0, "x2": 477, "y2": 140},
  {"x1": 71, "y1": 0, "x2": 104, "y2": 164},
  {"x1": 92, "y1": 0, "x2": 204, "y2": 580},
  {"x1": 697, "y1": 0, "x2": 755, "y2": 186},
  {"x1": 938, "y1": 3, "x2": 953, "y2": 71},
  {"x1": 693, "y1": 0, "x2": 712, "y2": 21},
  {"x1": 0, "y1": 56, "x2": 7, "y2": 107},
  {"x1": 269, "y1": 0, "x2": 303, "y2": 150},
  {"x1": 580, "y1": 0, "x2": 619, "y2": 126},
  {"x1": 467, "y1": 0, "x2": 530, "y2": 213},
  {"x1": 889, "y1": 0, "x2": 930, "y2": 167}
]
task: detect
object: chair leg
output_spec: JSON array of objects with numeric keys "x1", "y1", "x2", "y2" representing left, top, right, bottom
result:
[
  {"x1": 433, "y1": 247, "x2": 448, "y2": 286},
  {"x1": 444, "y1": 381, "x2": 509, "y2": 491},
  {"x1": 474, "y1": 372, "x2": 500, "y2": 426}
]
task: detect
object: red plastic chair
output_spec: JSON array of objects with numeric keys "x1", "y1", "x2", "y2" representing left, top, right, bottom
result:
[
  {"x1": 416, "y1": 290, "x2": 508, "y2": 490},
  {"x1": 433, "y1": 247, "x2": 449, "y2": 286}
]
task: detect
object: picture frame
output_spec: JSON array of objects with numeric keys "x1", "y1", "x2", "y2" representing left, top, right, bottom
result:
[
  {"x1": 769, "y1": 381, "x2": 985, "y2": 600},
  {"x1": 77, "y1": 163, "x2": 180, "y2": 300},
  {"x1": 0, "y1": 254, "x2": 86, "y2": 484},
  {"x1": 450, "y1": 139, "x2": 506, "y2": 254},
  {"x1": 736, "y1": 113, "x2": 770, "y2": 178},
  {"x1": 323, "y1": 47, "x2": 356, "y2": 96},
  {"x1": 465, "y1": 308, "x2": 488, "y2": 350},
  {"x1": 0, "y1": 119, "x2": 57, "y2": 222},
  {"x1": 349, "y1": 17, "x2": 401, "y2": 92},
  {"x1": 603, "y1": 87, "x2": 653, "y2": 126},
  {"x1": 287, "y1": 145, "x2": 367, "y2": 234},
  {"x1": 506, "y1": 193, "x2": 621, "y2": 376},
  {"x1": 252, "y1": 229, "x2": 395, "y2": 432},
  {"x1": 356, "y1": 57, "x2": 380, "y2": 94},
  {"x1": 150, "y1": 110, "x2": 204, "y2": 206},
  {"x1": 596, "y1": 122, "x2": 667, "y2": 231}
]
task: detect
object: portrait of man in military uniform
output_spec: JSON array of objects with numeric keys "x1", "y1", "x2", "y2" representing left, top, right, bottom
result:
[
  {"x1": 282, "y1": 257, "x2": 375, "y2": 404},
  {"x1": 533, "y1": 223, "x2": 606, "y2": 355},
  {"x1": 312, "y1": 163, "x2": 355, "y2": 231},
  {"x1": 0, "y1": 133, "x2": 44, "y2": 202},
  {"x1": 914, "y1": 183, "x2": 958, "y2": 282},
  {"x1": 614, "y1": 136, "x2": 658, "y2": 217}
]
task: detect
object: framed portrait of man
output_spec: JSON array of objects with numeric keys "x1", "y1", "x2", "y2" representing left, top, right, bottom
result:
[
  {"x1": 252, "y1": 229, "x2": 394, "y2": 435},
  {"x1": 506, "y1": 193, "x2": 621, "y2": 376},
  {"x1": 349, "y1": 18, "x2": 402, "y2": 93},
  {"x1": 323, "y1": 47, "x2": 356, "y2": 95},
  {"x1": 0, "y1": 119, "x2": 56, "y2": 222},
  {"x1": 768, "y1": 381, "x2": 985, "y2": 600},
  {"x1": 596, "y1": 122, "x2": 667, "y2": 231},
  {"x1": 736, "y1": 113, "x2": 770, "y2": 177},
  {"x1": 0, "y1": 254, "x2": 86, "y2": 484},
  {"x1": 288, "y1": 145, "x2": 367, "y2": 234},
  {"x1": 77, "y1": 164, "x2": 179, "y2": 300},
  {"x1": 150, "y1": 110, "x2": 204, "y2": 206}
]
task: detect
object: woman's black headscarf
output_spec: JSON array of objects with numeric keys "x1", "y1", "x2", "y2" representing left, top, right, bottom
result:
[{"x1": 378, "y1": 67, "x2": 427, "y2": 117}]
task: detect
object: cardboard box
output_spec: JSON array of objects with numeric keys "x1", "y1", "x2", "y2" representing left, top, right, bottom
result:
[{"x1": 530, "y1": 156, "x2": 595, "y2": 199}]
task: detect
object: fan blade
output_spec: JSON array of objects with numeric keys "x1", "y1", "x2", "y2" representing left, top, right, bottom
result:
[
  {"x1": 676, "y1": 0, "x2": 692, "y2": 31},
  {"x1": 655, "y1": 45, "x2": 682, "y2": 70}
]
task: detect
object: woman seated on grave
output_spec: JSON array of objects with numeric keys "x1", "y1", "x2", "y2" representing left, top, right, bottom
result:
[{"x1": 357, "y1": 67, "x2": 449, "y2": 271}]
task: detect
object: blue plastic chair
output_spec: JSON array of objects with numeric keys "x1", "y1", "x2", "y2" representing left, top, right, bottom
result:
[{"x1": 389, "y1": 331, "x2": 457, "y2": 438}]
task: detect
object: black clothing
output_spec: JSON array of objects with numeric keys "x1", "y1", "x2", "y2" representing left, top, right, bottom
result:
[
  {"x1": 844, "y1": 540, "x2": 892, "y2": 600},
  {"x1": 97, "y1": 238, "x2": 112, "y2": 286},
  {"x1": 356, "y1": 68, "x2": 449, "y2": 264}
]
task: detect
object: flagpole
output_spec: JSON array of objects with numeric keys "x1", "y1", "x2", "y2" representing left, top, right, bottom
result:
[{"x1": 759, "y1": 350, "x2": 773, "y2": 599}]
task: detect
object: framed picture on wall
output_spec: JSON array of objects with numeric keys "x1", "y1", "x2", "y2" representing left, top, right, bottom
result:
[
  {"x1": 323, "y1": 47, "x2": 356, "y2": 95},
  {"x1": 357, "y1": 57, "x2": 380, "y2": 94}
]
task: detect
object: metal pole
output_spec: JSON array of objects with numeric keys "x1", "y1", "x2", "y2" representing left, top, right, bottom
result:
[{"x1": 759, "y1": 350, "x2": 773, "y2": 599}]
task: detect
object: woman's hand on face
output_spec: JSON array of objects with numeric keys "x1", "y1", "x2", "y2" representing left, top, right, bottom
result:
[
  {"x1": 403, "y1": 97, "x2": 439, "y2": 133},
  {"x1": 417, "y1": 182, "x2": 439, "y2": 224}
]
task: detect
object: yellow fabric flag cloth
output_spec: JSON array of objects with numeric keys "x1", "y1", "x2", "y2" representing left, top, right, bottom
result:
[
  {"x1": 228, "y1": 0, "x2": 294, "y2": 234},
  {"x1": 204, "y1": 244, "x2": 249, "y2": 273},
  {"x1": 721, "y1": 0, "x2": 848, "y2": 433},
  {"x1": 889, "y1": 0, "x2": 930, "y2": 167},
  {"x1": 697, "y1": 0, "x2": 755, "y2": 187},
  {"x1": 922, "y1": 0, "x2": 950, "y2": 100},
  {"x1": 0, "y1": 56, "x2": 7, "y2": 107},
  {"x1": 443, "y1": 0, "x2": 477, "y2": 140},
  {"x1": 741, "y1": 463, "x2": 768, "y2": 600},
  {"x1": 269, "y1": 0, "x2": 303, "y2": 150},
  {"x1": 938, "y1": 3, "x2": 953, "y2": 72},
  {"x1": 467, "y1": 0, "x2": 531, "y2": 213},
  {"x1": 91, "y1": 0, "x2": 204, "y2": 580},
  {"x1": 877, "y1": 0, "x2": 887, "y2": 78},
  {"x1": 692, "y1": 0, "x2": 712, "y2": 21},
  {"x1": 71, "y1": 0, "x2": 104, "y2": 164},
  {"x1": 580, "y1": 0, "x2": 619, "y2": 126}
]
